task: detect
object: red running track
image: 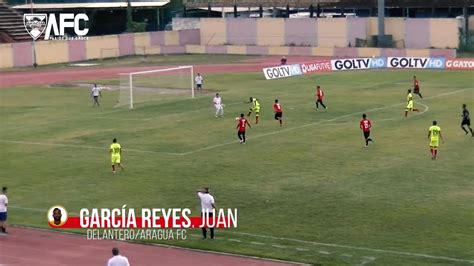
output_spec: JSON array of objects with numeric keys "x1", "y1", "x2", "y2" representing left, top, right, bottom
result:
[
  {"x1": 0, "y1": 56, "x2": 325, "y2": 88},
  {"x1": 0, "y1": 227, "x2": 301, "y2": 266}
]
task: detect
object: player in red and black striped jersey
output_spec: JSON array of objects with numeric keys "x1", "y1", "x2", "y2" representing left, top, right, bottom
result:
[
  {"x1": 273, "y1": 99, "x2": 283, "y2": 126},
  {"x1": 315, "y1": 85, "x2": 327, "y2": 110},
  {"x1": 359, "y1": 113, "x2": 374, "y2": 147},
  {"x1": 413, "y1": 76, "x2": 423, "y2": 99},
  {"x1": 236, "y1": 113, "x2": 251, "y2": 144}
]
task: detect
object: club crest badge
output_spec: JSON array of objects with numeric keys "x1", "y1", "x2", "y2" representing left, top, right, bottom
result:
[{"x1": 24, "y1": 14, "x2": 47, "y2": 40}]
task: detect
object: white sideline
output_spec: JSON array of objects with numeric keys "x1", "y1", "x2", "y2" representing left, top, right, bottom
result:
[
  {"x1": 0, "y1": 88, "x2": 470, "y2": 156},
  {"x1": 224, "y1": 232, "x2": 474, "y2": 263},
  {"x1": 8, "y1": 205, "x2": 474, "y2": 263}
]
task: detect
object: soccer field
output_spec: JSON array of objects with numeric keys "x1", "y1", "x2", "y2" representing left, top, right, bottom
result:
[{"x1": 1, "y1": 68, "x2": 473, "y2": 265}]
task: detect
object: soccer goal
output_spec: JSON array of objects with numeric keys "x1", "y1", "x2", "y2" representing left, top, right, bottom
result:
[{"x1": 116, "y1": 66, "x2": 194, "y2": 109}]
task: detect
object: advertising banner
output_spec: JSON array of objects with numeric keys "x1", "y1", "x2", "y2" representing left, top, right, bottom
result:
[
  {"x1": 262, "y1": 56, "x2": 473, "y2": 80},
  {"x1": 445, "y1": 59, "x2": 474, "y2": 70},
  {"x1": 300, "y1": 60, "x2": 332, "y2": 74},
  {"x1": 387, "y1": 57, "x2": 445, "y2": 69},
  {"x1": 330, "y1": 57, "x2": 386, "y2": 71},
  {"x1": 262, "y1": 64, "x2": 303, "y2": 80}
]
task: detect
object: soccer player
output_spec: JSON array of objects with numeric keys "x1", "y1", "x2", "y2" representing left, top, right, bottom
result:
[
  {"x1": 273, "y1": 99, "x2": 283, "y2": 126},
  {"x1": 91, "y1": 84, "x2": 102, "y2": 107},
  {"x1": 428, "y1": 121, "x2": 443, "y2": 160},
  {"x1": 236, "y1": 113, "x2": 251, "y2": 144},
  {"x1": 195, "y1": 73, "x2": 203, "y2": 91},
  {"x1": 315, "y1": 85, "x2": 327, "y2": 110},
  {"x1": 413, "y1": 76, "x2": 423, "y2": 99},
  {"x1": 213, "y1": 93, "x2": 224, "y2": 117},
  {"x1": 359, "y1": 113, "x2": 374, "y2": 147},
  {"x1": 461, "y1": 104, "x2": 473, "y2": 136},
  {"x1": 0, "y1": 187, "x2": 7, "y2": 234},
  {"x1": 246, "y1": 97, "x2": 261, "y2": 124},
  {"x1": 110, "y1": 138, "x2": 123, "y2": 173},
  {"x1": 405, "y1": 89, "x2": 420, "y2": 117}
]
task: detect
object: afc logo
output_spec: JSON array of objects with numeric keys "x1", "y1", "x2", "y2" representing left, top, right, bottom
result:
[{"x1": 24, "y1": 13, "x2": 89, "y2": 40}]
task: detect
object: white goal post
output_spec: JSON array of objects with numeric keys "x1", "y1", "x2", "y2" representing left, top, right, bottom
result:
[{"x1": 117, "y1": 65, "x2": 194, "y2": 109}]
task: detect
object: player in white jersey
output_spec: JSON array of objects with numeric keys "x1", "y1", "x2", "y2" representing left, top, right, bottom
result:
[
  {"x1": 0, "y1": 187, "x2": 8, "y2": 234},
  {"x1": 213, "y1": 93, "x2": 224, "y2": 117},
  {"x1": 91, "y1": 84, "x2": 102, "y2": 107},
  {"x1": 195, "y1": 73, "x2": 203, "y2": 91}
]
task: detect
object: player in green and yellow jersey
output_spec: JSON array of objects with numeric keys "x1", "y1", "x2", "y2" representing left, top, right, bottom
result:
[
  {"x1": 428, "y1": 121, "x2": 443, "y2": 160},
  {"x1": 405, "y1": 89, "x2": 420, "y2": 117},
  {"x1": 110, "y1": 138, "x2": 124, "y2": 173},
  {"x1": 246, "y1": 97, "x2": 261, "y2": 124}
]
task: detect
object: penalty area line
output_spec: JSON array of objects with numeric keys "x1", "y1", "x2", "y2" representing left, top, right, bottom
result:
[{"x1": 0, "y1": 140, "x2": 181, "y2": 156}]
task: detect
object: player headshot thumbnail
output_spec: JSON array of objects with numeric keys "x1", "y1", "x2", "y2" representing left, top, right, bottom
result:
[{"x1": 47, "y1": 205, "x2": 68, "y2": 227}]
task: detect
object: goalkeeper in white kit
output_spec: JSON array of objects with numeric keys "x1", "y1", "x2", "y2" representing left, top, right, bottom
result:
[{"x1": 213, "y1": 93, "x2": 224, "y2": 117}]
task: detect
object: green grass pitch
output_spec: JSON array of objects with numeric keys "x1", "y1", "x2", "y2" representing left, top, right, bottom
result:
[{"x1": 1, "y1": 67, "x2": 473, "y2": 265}]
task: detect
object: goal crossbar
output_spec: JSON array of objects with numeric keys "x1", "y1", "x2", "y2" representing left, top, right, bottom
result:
[
  {"x1": 128, "y1": 65, "x2": 193, "y2": 76},
  {"x1": 118, "y1": 65, "x2": 194, "y2": 109}
]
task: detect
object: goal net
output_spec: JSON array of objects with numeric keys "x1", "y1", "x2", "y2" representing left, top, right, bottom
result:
[{"x1": 116, "y1": 66, "x2": 194, "y2": 109}]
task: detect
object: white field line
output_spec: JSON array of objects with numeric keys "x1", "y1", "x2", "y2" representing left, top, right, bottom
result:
[
  {"x1": 299, "y1": 102, "x2": 429, "y2": 127},
  {"x1": 0, "y1": 88, "x2": 468, "y2": 156},
  {"x1": 271, "y1": 244, "x2": 288, "y2": 249},
  {"x1": 295, "y1": 248, "x2": 309, "y2": 252},
  {"x1": 360, "y1": 256, "x2": 377, "y2": 265},
  {"x1": 224, "y1": 231, "x2": 474, "y2": 264},
  {"x1": 141, "y1": 101, "x2": 242, "y2": 121},
  {"x1": 0, "y1": 103, "x2": 142, "y2": 133},
  {"x1": 0, "y1": 101, "x2": 242, "y2": 132},
  {"x1": 9, "y1": 206, "x2": 474, "y2": 263},
  {"x1": 96, "y1": 101, "x2": 243, "y2": 122},
  {"x1": 0, "y1": 140, "x2": 181, "y2": 156},
  {"x1": 0, "y1": 113, "x2": 130, "y2": 133}
]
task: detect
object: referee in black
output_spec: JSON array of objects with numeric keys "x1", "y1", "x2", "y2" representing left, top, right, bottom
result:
[{"x1": 461, "y1": 104, "x2": 473, "y2": 136}]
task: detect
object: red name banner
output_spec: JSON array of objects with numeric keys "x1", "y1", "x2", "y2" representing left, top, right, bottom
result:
[{"x1": 49, "y1": 216, "x2": 237, "y2": 229}]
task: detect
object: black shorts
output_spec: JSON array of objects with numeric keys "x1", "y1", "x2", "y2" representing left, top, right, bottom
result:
[
  {"x1": 0, "y1": 212, "x2": 7, "y2": 221},
  {"x1": 462, "y1": 119, "x2": 471, "y2": 126},
  {"x1": 274, "y1": 112, "x2": 282, "y2": 119},
  {"x1": 93, "y1": 96, "x2": 99, "y2": 100},
  {"x1": 363, "y1": 131, "x2": 371, "y2": 139},
  {"x1": 197, "y1": 84, "x2": 202, "y2": 89}
]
